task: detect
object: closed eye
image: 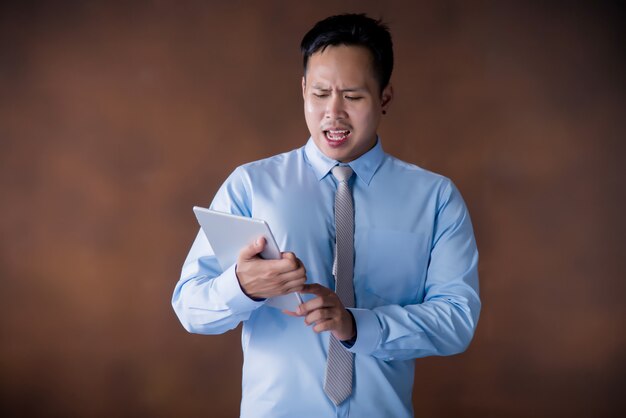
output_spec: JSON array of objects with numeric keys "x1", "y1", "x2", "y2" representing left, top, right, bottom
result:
[{"x1": 345, "y1": 96, "x2": 363, "y2": 101}]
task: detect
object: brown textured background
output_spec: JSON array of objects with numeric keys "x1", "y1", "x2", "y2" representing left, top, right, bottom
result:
[{"x1": 1, "y1": 1, "x2": 624, "y2": 417}]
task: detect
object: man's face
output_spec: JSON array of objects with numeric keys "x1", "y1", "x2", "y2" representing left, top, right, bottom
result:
[{"x1": 302, "y1": 45, "x2": 393, "y2": 163}]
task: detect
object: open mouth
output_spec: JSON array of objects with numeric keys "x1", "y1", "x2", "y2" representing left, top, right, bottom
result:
[{"x1": 324, "y1": 129, "x2": 351, "y2": 145}]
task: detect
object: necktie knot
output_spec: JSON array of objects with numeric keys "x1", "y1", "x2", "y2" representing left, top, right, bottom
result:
[{"x1": 331, "y1": 165, "x2": 353, "y2": 183}]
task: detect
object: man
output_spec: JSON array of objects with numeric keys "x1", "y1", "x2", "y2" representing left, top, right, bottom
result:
[{"x1": 172, "y1": 13, "x2": 480, "y2": 418}]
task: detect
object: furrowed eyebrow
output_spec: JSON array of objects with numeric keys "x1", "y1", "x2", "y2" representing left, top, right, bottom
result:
[
  {"x1": 310, "y1": 85, "x2": 367, "y2": 93},
  {"x1": 341, "y1": 88, "x2": 367, "y2": 93}
]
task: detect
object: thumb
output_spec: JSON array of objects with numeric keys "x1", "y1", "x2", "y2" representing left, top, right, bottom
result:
[{"x1": 238, "y1": 236, "x2": 266, "y2": 261}]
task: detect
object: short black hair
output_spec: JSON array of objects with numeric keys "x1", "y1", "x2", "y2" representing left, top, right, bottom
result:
[{"x1": 300, "y1": 13, "x2": 394, "y2": 92}]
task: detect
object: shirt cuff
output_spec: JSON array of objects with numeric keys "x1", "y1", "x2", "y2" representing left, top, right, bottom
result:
[
  {"x1": 346, "y1": 308, "x2": 381, "y2": 355},
  {"x1": 214, "y1": 264, "x2": 266, "y2": 312}
]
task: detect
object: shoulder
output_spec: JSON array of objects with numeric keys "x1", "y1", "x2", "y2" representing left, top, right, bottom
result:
[
  {"x1": 378, "y1": 153, "x2": 467, "y2": 213},
  {"x1": 220, "y1": 147, "x2": 302, "y2": 182},
  {"x1": 381, "y1": 153, "x2": 453, "y2": 190},
  {"x1": 233, "y1": 147, "x2": 303, "y2": 178},
  {"x1": 211, "y1": 147, "x2": 303, "y2": 215}
]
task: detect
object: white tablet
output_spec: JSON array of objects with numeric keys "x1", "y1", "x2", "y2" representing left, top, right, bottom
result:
[{"x1": 193, "y1": 207, "x2": 303, "y2": 311}]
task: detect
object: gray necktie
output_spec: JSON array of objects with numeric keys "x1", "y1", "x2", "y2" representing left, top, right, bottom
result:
[{"x1": 324, "y1": 165, "x2": 355, "y2": 406}]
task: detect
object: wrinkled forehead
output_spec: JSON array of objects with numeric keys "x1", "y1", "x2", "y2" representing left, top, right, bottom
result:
[{"x1": 304, "y1": 45, "x2": 379, "y2": 90}]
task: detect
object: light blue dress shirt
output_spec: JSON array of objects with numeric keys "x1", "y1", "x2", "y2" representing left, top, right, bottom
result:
[{"x1": 172, "y1": 138, "x2": 481, "y2": 418}]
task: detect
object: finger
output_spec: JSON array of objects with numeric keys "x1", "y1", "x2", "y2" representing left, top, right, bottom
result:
[
  {"x1": 298, "y1": 293, "x2": 337, "y2": 315},
  {"x1": 281, "y1": 252, "x2": 297, "y2": 261},
  {"x1": 238, "y1": 236, "x2": 266, "y2": 261},
  {"x1": 249, "y1": 266, "x2": 305, "y2": 298},
  {"x1": 281, "y1": 254, "x2": 306, "y2": 275},
  {"x1": 312, "y1": 318, "x2": 335, "y2": 333},
  {"x1": 275, "y1": 267, "x2": 307, "y2": 287},
  {"x1": 275, "y1": 261, "x2": 306, "y2": 279},
  {"x1": 280, "y1": 281, "x2": 306, "y2": 296},
  {"x1": 271, "y1": 255, "x2": 301, "y2": 275},
  {"x1": 298, "y1": 283, "x2": 330, "y2": 296},
  {"x1": 304, "y1": 307, "x2": 335, "y2": 326},
  {"x1": 252, "y1": 256, "x2": 303, "y2": 278}
]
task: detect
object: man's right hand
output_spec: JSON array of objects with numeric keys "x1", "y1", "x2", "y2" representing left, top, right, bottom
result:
[{"x1": 235, "y1": 237, "x2": 307, "y2": 300}]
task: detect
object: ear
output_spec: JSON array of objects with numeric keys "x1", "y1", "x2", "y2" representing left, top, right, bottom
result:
[
  {"x1": 301, "y1": 76, "x2": 306, "y2": 100},
  {"x1": 381, "y1": 83, "x2": 394, "y2": 112}
]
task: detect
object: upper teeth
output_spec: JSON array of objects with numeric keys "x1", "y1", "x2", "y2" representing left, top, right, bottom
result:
[{"x1": 327, "y1": 130, "x2": 349, "y2": 140}]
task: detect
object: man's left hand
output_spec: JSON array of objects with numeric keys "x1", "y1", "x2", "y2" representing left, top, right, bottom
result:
[{"x1": 285, "y1": 283, "x2": 355, "y2": 342}]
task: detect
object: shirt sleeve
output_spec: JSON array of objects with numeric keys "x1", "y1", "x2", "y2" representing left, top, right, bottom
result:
[
  {"x1": 171, "y1": 167, "x2": 266, "y2": 335},
  {"x1": 347, "y1": 180, "x2": 481, "y2": 361}
]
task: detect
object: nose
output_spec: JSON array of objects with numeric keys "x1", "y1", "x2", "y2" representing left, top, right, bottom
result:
[{"x1": 325, "y1": 93, "x2": 346, "y2": 119}]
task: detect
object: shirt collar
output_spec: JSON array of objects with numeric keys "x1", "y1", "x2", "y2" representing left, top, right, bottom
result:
[{"x1": 303, "y1": 137, "x2": 385, "y2": 185}]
